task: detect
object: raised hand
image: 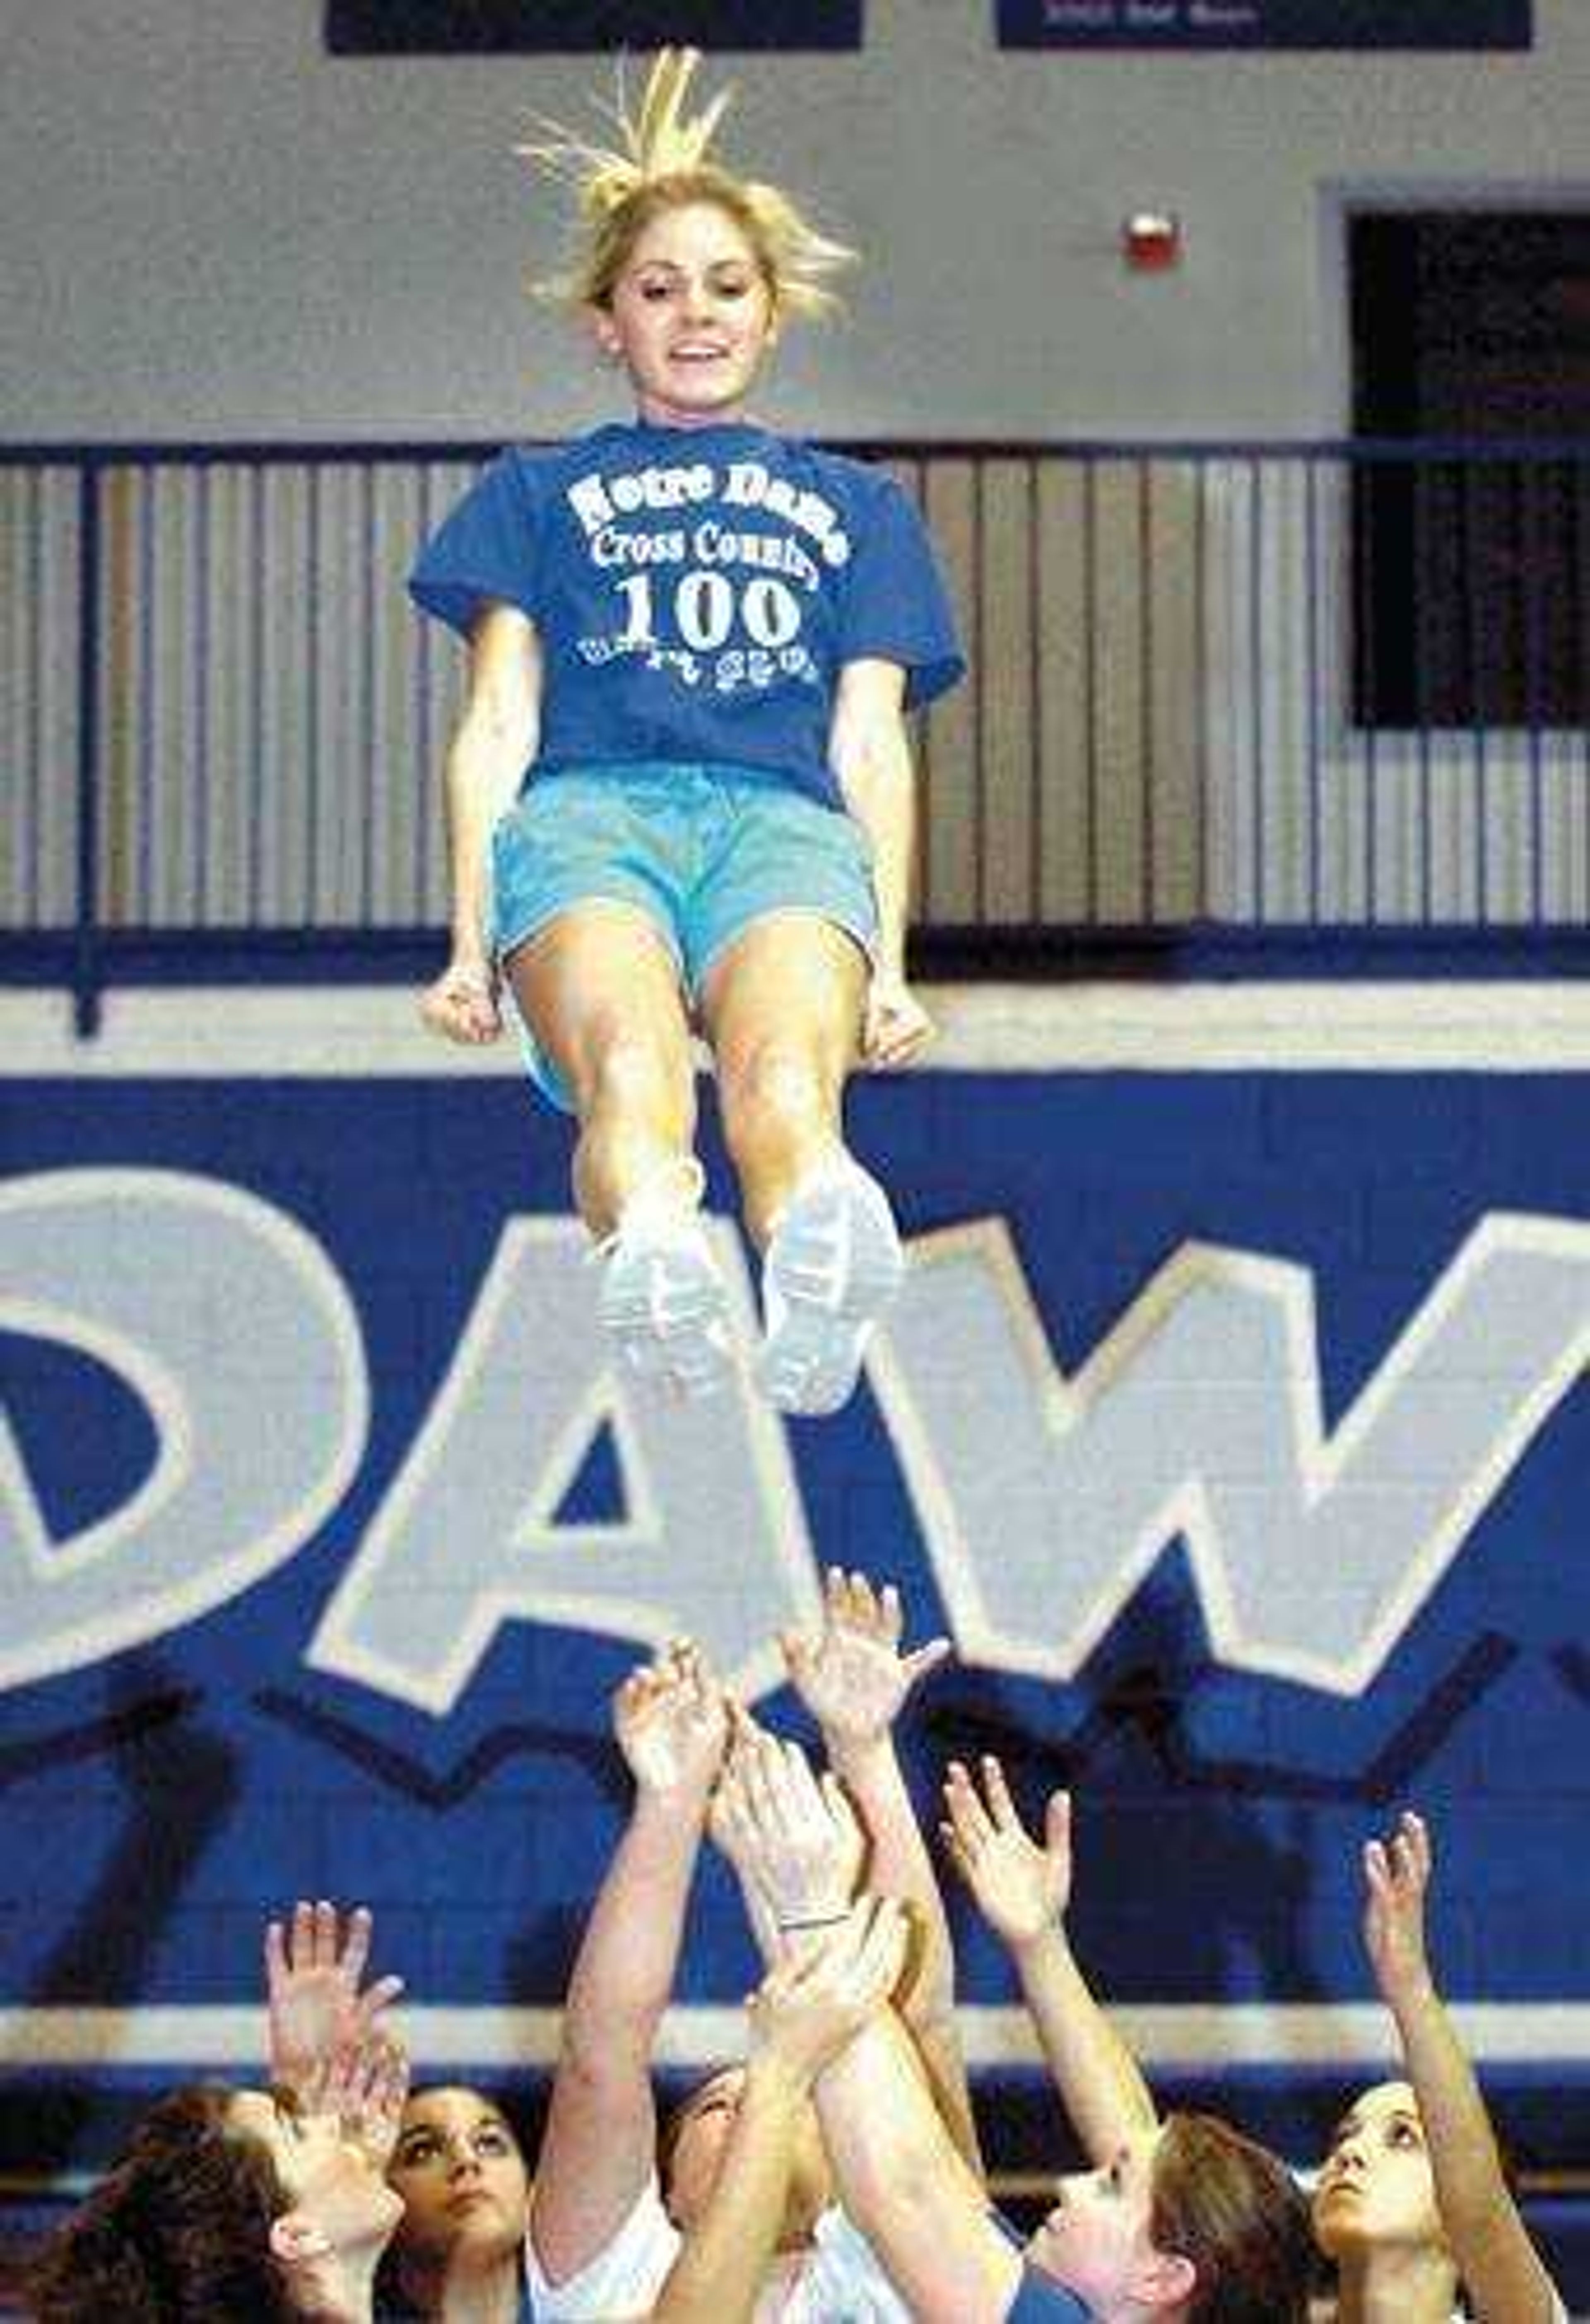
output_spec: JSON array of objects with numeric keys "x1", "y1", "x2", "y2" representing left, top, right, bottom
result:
[
  {"x1": 710, "y1": 1726, "x2": 866, "y2": 1932},
  {"x1": 613, "y1": 1638, "x2": 729, "y2": 1804},
  {"x1": 749, "y1": 1896, "x2": 908, "y2": 2085},
  {"x1": 265, "y1": 1902, "x2": 405, "y2": 2102},
  {"x1": 940, "y1": 1757, "x2": 1071, "y2": 1951},
  {"x1": 1362, "y1": 1809, "x2": 1435, "y2": 2006},
  {"x1": 781, "y1": 1568, "x2": 950, "y2": 1750},
  {"x1": 302, "y1": 2030, "x2": 411, "y2": 2170}
]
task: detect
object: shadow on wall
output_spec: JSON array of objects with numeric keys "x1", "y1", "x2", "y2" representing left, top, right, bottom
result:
[{"x1": 0, "y1": 1658, "x2": 239, "y2": 2204}]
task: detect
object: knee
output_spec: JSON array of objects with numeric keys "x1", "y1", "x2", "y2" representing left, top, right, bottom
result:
[
  {"x1": 576, "y1": 1025, "x2": 691, "y2": 1126},
  {"x1": 720, "y1": 1043, "x2": 835, "y2": 1158}
]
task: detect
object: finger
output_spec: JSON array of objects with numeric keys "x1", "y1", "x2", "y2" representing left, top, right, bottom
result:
[
  {"x1": 340, "y1": 1907, "x2": 372, "y2": 1986},
  {"x1": 868, "y1": 1020, "x2": 912, "y2": 1066},
  {"x1": 820, "y1": 1769, "x2": 859, "y2": 1844},
  {"x1": 290, "y1": 1897, "x2": 316, "y2": 1970},
  {"x1": 980, "y1": 1756, "x2": 1020, "y2": 1829},
  {"x1": 313, "y1": 1899, "x2": 339, "y2": 1971},
  {"x1": 870, "y1": 1011, "x2": 931, "y2": 1068},
  {"x1": 354, "y1": 1975, "x2": 406, "y2": 2028},
  {"x1": 877, "y1": 1581, "x2": 903, "y2": 1647},
  {"x1": 706, "y1": 1789, "x2": 743, "y2": 1856},
  {"x1": 889, "y1": 1019, "x2": 935, "y2": 1066},
  {"x1": 824, "y1": 1564, "x2": 848, "y2": 1619},
  {"x1": 939, "y1": 1822, "x2": 977, "y2": 1889},
  {"x1": 1402, "y1": 1810, "x2": 1431, "y2": 1879},
  {"x1": 264, "y1": 1920, "x2": 287, "y2": 1991},
  {"x1": 942, "y1": 1767, "x2": 993, "y2": 1848},
  {"x1": 1042, "y1": 1790, "x2": 1072, "y2": 1860},
  {"x1": 779, "y1": 1737, "x2": 824, "y2": 1826},
  {"x1": 1390, "y1": 1829, "x2": 1422, "y2": 1889},
  {"x1": 1363, "y1": 1839, "x2": 1391, "y2": 1896},
  {"x1": 902, "y1": 1636, "x2": 952, "y2": 1686},
  {"x1": 741, "y1": 1737, "x2": 781, "y2": 1831}
]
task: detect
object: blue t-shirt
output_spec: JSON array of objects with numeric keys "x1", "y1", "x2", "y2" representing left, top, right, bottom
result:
[
  {"x1": 408, "y1": 419, "x2": 965, "y2": 810},
  {"x1": 1005, "y1": 2269, "x2": 1090, "y2": 2322},
  {"x1": 991, "y1": 2211, "x2": 1091, "y2": 2323}
]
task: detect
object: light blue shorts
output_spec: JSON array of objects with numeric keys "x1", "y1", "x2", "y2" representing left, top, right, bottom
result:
[{"x1": 489, "y1": 760, "x2": 879, "y2": 1114}]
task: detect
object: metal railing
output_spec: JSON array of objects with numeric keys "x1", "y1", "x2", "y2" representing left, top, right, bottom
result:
[{"x1": 2, "y1": 438, "x2": 1587, "y2": 1032}]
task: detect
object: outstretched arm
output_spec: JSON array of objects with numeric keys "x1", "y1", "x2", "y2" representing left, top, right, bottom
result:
[
  {"x1": 1362, "y1": 1812, "x2": 1561, "y2": 2324},
  {"x1": 649, "y1": 1898, "x2": 908, "y2": 2324},
  {"x1": 942, "y1": 1759, "x2": 1156, "y2": 2163},
  {"x1": 816, "y1": 2011, "x2": 1019, "y2": 2324},
  {"x1": 782, "y1": 1568, "x2": 977, "y2": 2165},
  {"x1": 710, "y1": 1729, "x2": 1013, "y2": 2323},
  {"x1": 531, "y1": 1641, "x2": 729, "y2": 2284}
]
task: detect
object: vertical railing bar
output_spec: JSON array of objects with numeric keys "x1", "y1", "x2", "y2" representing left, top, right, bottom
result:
[
  {"x1": 973, "y1": 453, "x2": 987, "y2": 926},
  {"x1": 360, "y1": 461, "x2": 377, "y2": 923},
  {"x1": 1194, "y1": 453, "x2": 1209, "y2": 919},
  {"x1": 1250, "y1": 456, "x2": 1265, "y2": 926},
  {"x1": 1415, "y1": 458, "x2": 1433, "y2": 929},
  {"x1": 1028, "y1": 454, "x2": 1043, "y2": 925},
  {"x1": 915, "y1": 456, "x2": 936, "y2": 924},
  {"x1": 138, "y1": 468, "x2": 157, "y2": 937},
  {"x1": 1523, "y1": 458, "x2": 1546, "y2": 929},
  {"x1": 26, "y1": 472, "x2": 46, "y2": 927},
  {"x1": 194, "y1": 466, "x2": 211, "y2": 928},
  {"x1": 1140, "y1": 455, "x2": 1155, "y2": 925},
  {"x1": 1465, "y1": 458, "x2": 1489, "y2": 925},
  {"x1": 1304, "y1": 452, "x2": 1323, "y2": 929},
  {"x1": 304, "y1": 463, "x2": 322, "y2": 930},
  {"x1": 248, "y1": 463, "x2": 267, "y2": 924},
  {"x1": 414, "y1": 460, "x2": 435, "y2": 920},
  {"x1": 1578, "y1": 456, "x2": 1590, "y2": 921},
  {"x1": 1358, "y1": 452, "x2": 1378, "y2": 927},
  {"x1": 1083, "y1": 455, "x2": 1098, "y2": 928},
  {"x1": 72, "y1": 460, "x2": 104, "y2": 1036}
]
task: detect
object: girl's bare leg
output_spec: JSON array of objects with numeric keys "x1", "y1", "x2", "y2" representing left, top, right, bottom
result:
[
  {"x1": 511, "y1": 904, "x2": 729, "y2": 1398},
  {"x1": 703, "y1": 915, "x2": 900, "y2": 1416}
]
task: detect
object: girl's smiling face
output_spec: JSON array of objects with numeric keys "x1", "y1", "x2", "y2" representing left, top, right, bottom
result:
[{"x1": 593, "y1": 199, "x2": 778, "y2": 429}]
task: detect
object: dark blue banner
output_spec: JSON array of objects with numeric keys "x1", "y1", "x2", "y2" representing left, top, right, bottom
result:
[
  {"x1": 326, "y1": 1, "x2": 862, "y2": 53},
  {"x1": 2, "y1": 1061, "x2": 1587, "y2": 2082},
  {"x1": 997, "y1": 0, "x2": 1531, "y2": 48}
]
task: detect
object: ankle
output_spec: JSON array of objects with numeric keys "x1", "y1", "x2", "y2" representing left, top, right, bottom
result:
[{"x1": 615, "y1": 1155, "x2": 706, "y2": 1235}]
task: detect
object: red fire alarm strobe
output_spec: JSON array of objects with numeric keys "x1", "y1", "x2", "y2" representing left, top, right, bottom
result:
[{"x1": 1122, "y1": 210, "x2": 1182, "y2": 271}]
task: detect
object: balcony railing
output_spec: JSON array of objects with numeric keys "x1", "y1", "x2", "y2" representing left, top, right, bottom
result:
[{"x1": 2, "y1": 438, "x2": 1586, "y2": 1032}]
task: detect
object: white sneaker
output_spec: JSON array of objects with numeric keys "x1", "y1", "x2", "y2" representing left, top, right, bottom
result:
[
  {"x1": 754, "y1": 1159, "x2": 904, "y2": 1418},
  {"x1": 597, "y1": 1169, "x2": 734, "y2": 1403}
]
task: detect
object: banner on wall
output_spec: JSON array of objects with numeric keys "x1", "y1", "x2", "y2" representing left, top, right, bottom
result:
[
  {"x1": 2, "y1": 1054, "x2": 1588, "y2": 2077},
  {"x1": 326, "y1": 2, "x2": 862, "y2": 53},
  {"x1": 996, "y1": 0, "x2": 1531, "y2": 48}
]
